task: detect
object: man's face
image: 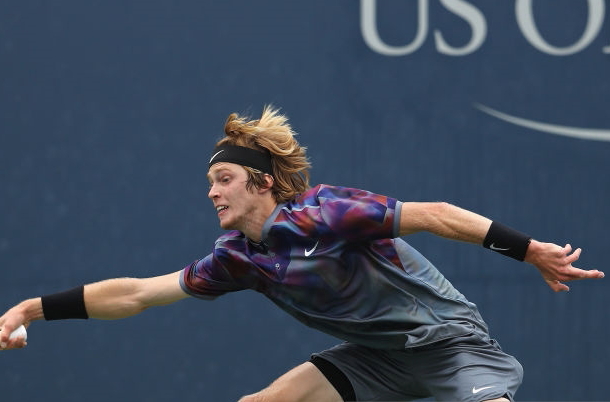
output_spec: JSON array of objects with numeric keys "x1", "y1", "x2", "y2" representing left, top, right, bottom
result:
[{"x1": 207, "y1": 162, "x2": 259, "y2": 231}]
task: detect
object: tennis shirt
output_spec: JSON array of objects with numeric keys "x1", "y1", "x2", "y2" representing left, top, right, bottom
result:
[{"x1": 180, "y1": 184, "x2": 489, "y2": 350}]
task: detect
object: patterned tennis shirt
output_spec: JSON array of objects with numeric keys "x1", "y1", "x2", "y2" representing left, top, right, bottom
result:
[{"x1": 180, "y1": 184, "x2": 489, "y2": 349}]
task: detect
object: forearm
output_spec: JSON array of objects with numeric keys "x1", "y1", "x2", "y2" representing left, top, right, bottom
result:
[
  {"x1": 84, "y1": 272, "x2": 188, "y2": 319},
  {"x1": 84, "y1": 278, "x2": 148, "y2": 320},
  {"x1": 400, "y1": 202, "x2": 492, "y2": 243}
]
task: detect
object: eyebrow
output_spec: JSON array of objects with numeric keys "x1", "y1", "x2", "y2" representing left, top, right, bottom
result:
[{"x1": 206, "y1": 168, "x2": 231, "y2": 181}]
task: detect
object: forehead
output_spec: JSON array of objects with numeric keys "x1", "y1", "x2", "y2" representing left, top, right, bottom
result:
[{"x1": 207, "y1": 162, "x2": 246, "y2": 178}]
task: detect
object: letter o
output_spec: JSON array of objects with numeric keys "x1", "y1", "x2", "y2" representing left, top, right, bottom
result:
[{"x1": 516, "y1": 0, "x2": 605, "y2": 56}]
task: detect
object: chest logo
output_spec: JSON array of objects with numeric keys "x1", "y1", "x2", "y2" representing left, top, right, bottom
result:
[{"x1": 304, "y1": 240, "x2": 319, "y2": 257}]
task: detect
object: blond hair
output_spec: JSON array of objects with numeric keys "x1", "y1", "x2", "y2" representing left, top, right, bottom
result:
[{"x1": 216, "y1": 106, "x2": 311, "y2": 203}]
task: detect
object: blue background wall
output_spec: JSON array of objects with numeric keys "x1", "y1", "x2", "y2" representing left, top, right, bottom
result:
[{"x1": 1, "y1": 1, "x2": 608, "y2": 400}]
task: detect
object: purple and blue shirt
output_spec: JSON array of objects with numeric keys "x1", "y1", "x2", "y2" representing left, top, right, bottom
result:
[{"x1": 180, "y1": 184, "x2": 488, "y2": 349}]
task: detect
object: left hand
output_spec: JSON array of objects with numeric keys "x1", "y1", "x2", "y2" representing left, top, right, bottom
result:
[{"x1": 525, "y1": 240, "x2": 604, "y2": 292}]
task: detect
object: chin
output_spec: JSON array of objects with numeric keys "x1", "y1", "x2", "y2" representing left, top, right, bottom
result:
[{"x1": 219, "y1": 218, "x2": 236, "y2": 231}]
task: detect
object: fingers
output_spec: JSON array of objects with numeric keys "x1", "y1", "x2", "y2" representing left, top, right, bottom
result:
[
  {"x1": 0, "y1": 319, "x2": 26, "y2": 349},
  {"x1": 565, "y1": 246, "x2": 581, "y2": 264},
  {"x1": 0, "y1": 328, "x2": 11, "y2": 349},
  {"x1": 0, "y1": 324, "x2": 27, "y2": 350},
  {"x1": 0, "y1": 339, "x2": 27, "y2": 350},
  {"x1": 542, "y1": 268, "x2": 604, "y2": 294},
  {"x1": 547, "y1": 279, "x2": 569, "y2": 293},
  {"x1": 538, "y1": 244, "x2": 604, "y2": 292},
  {"x1": 0, "y1": 324, "x2": 13, "y2": 348},
  {"x1": 564, "y1": 246, "x2": 604, "y2": 280},
  {"x1": 573, "y1": 269, "x2": 605, "y2": 279},
  {"x1": 560, "y1": 245, "x2": 604, "y2": 280},
  {"x1": 555, "y1": 267, "x2": 605, "y2": 283}
]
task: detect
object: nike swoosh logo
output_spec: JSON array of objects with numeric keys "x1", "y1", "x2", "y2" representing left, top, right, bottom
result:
[
  {"x1": 475, "y1": 103, "x2": 610, "y2": 142},
  {"x1": 304, "y1": 241, "x2": 319, "y2": 257},
  {"x1": 209, "y1": 150, "x2": 224, "y2": 164},
  {"x1": 489, "y1": 243, "x2": 510, "y2": 251},
  {"x1": 472, "y1": 385, "x2": 495, "y2": 394}
]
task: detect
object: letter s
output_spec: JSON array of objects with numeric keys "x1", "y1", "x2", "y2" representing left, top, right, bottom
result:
[{"x1": 435, "y1": 0, "x2": 487, "y2": 56}]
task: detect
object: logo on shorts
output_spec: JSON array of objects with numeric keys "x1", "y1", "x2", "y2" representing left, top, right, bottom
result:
[{"x1": 472, "y1": 385, "x2": 495, "y2": 394}]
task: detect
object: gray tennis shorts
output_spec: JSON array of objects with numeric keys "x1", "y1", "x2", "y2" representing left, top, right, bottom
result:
[{"x1": 312, "y1": 332, "x2": 523, "y2": 401}]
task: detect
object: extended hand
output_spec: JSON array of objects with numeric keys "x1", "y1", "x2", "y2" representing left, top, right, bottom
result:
[
  {"x1": 525, "y1": 241, "x2": 604, "y2": 292},
  {"x1": 0, "y1": 305, "x2": 29, "y2": 350}
]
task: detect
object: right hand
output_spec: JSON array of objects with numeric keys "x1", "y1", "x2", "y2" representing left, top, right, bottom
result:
[{"x1": 0, "y1": 304, "x2": 30, "y2": 350}]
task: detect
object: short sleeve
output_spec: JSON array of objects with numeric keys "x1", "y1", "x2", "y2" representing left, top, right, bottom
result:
[
  {"x1": 180, "y1": 253, "x2": 246, "y2": 299},
  {"x1": 315, "y1": 185, "x2": 402, "y2": 241}
]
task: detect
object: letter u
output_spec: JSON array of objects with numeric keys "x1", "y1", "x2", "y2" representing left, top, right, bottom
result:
[{"x1": 360, "y1": 0, "x2": 429, "y2": 56}]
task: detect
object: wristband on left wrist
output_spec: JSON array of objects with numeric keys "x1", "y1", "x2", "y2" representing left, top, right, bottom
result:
[{"x1": 483, "y1": 221, "x2": 532, "y2": 261}]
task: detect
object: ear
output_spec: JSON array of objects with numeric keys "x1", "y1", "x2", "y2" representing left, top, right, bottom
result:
[{"x1": 257, "y1": 174, "x2": 275, "y2": 194}]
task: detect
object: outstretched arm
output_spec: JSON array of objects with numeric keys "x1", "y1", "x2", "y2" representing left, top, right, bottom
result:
[
  {"x1": 0, "y1": 271, "x2": 188, "y2": 349},
  {"x1": 400, "y1": 202, "x2": 604, "y2": 292},
  {"x1": 84, "y1": 271, "x2": 188, "y2": 319}
]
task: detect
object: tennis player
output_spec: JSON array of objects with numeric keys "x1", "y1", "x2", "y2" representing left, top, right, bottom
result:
[{"x1": 0, "y1": 106, "x2": 604, "y2": 401}]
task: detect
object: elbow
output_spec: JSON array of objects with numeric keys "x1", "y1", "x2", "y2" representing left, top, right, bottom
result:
[
  {"x1": 429, "y1": 201, "x2": 453, "y2": 215},
  {"x1": 420, "y1": 202, "x2": 454, "y2": 228}
]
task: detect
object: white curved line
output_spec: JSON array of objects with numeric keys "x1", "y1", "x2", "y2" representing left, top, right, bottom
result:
[{"x1": 474, "y1": 103, "x2": 610, "y2": 142}]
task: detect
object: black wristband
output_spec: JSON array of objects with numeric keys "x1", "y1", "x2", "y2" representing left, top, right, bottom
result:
[
  {"x1": 483, "y1": 221, "x2": 532, "y2": 261},
  {"x1": 41, "y1": 285, "x2": 89, "y2": 320}
]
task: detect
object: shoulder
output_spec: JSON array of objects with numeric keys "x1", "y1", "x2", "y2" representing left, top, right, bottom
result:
[
  {"x1": 283, "y1": 183, "x2": 397, "y2": 222},
  {"x1": 209, "y1": 232, "x2": 256, "y2": 276},
  {"x1": 280, "y1": 184, "x2": 353, "y2": 215},
  {"x1": 293, "y1": 184, "x2": 372, "y2": 204},
  {"x1": 295, "y1": 184, "x2": 395, "y2": 206},
  {"x1": 282, "y1": 185, "x2": 398, "y2": 218},
  {"x1": 214, "y1": 230, "x2": 247, "y2": 250}
]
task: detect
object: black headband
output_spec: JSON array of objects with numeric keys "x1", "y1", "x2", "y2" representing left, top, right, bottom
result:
[{"x1": 208, "y1": 144, "x2": 273, "y2": 174}]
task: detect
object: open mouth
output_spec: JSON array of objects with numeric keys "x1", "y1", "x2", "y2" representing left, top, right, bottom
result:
[{"x1": 216, "y1": 205, "x2": 228, "y2": 215}]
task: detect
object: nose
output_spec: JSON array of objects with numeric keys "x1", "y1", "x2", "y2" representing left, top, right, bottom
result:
[{"x1": 208, "y1": 183, "x2": 219, "y2": 199}]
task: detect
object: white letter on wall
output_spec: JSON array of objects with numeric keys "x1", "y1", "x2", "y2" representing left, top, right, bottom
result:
[
  {"x1": 360, "y1": 0, "x2": 429, "y2": 56},
  {"x1": 435, "y1": 0, "x2": 487, "y2": 56},
  {"x1": 516, "y1": 0, "x2": 605, "y2": 56}
]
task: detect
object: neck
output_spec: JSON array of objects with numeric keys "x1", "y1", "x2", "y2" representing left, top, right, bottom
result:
[{"x1": 241, "y1": 199, "x2": 278, "y2": 242}]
